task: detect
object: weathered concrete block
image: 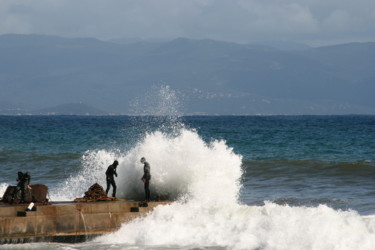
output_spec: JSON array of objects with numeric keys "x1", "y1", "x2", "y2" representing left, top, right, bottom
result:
[
  {"x1": 0, "y1": 201, "x2": 171, "y2": 243},
  {"x1": 0, "y1": 205, "x2": 27, "y2": 217},
  {"x1": 79, "y1": 213, "x2": 112, "y2": 231},
  {"x1": 56, "y1": 214, "x2": 79, "y2": 233},
  {"x1": 56, "y1": 205, "x2": 77, "y2": 216},
  {"x1": 37, "y1": 205, "x2": 57, "y2": 216},
  {"x1": 35, "y1": 215, "x2": 55, "y2": 236}
]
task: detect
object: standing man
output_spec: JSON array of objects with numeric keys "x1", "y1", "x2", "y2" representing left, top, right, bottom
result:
[
  {"x1": 16, "y1": 171, "x2": 31, "y2": 203},
  {"x1": 140, "y1": 157, "x2": 151, "y2": 202},
  {"x1": 105, "y1": 160, "x2": 119, "y2": 197}
]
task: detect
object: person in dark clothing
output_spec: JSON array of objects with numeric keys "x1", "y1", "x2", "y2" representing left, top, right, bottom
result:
[
  {"x1": 16, "y1": 171, "x2": 30, "y2": 203},
  {"x1": 140, "y1": 157, "x2": 151, "y2": 201},
  {"x1": 105, "y1": 160, "x2": 119, "y2": 197}
]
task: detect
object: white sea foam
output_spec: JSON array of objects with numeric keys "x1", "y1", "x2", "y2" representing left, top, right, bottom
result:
[
  {"x1": 95, "y1": 201, "x2": 375, "y2": 250},
  {"x1": 49, "y1": 127, "x2": 242, "y2": 203},
  {"x1": 46, "y1": 84, "x2": 375, "y2": 249},
  {"x1": 129, "y1": 85, "x2": 183, "y2": 118},
  {"x1": 47, "y1": 127, "x2": 375, "y2": 249},
  {"x1": 49, "y1": 149, "x2": 119, "y2": 201},
  {"x1": 0, "y1": 182, "x2": 9, "y2": 199}
]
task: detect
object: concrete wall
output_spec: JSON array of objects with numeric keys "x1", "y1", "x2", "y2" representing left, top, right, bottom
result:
[{"x1": 0, "y1": 201, "x2": 170, "y2": 244}]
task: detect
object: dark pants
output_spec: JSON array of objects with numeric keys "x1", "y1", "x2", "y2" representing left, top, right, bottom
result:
[
  {"x1": 17, "y1": 182, "x2": 27, "y2": 202},
  {"x1": 106, "y1": 177, "x2": 117, "y2": 197},
  {"x1": 144, "y1": 179, "x2": 150, "y2": 201}
]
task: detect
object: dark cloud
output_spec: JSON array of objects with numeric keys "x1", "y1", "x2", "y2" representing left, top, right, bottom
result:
[{"x1": 0, "y1": 0, "x2": 374, "y2": 45}]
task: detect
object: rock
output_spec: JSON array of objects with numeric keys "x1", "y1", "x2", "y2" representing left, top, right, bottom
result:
[{"x1": 74, "y1": 183, "x2": 115, "y2": 202}]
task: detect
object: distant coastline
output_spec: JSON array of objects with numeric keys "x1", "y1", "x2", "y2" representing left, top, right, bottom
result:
[{"x1": 1, "y1": 34, "x2": 375, "y2": 115}]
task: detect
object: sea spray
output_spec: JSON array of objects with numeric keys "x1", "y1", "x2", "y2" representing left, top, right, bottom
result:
[
  {"x1": 87, "y1": 129, "x2": 375, "y2": 249},
  {"x1": 95, "y1": 202, "x2": 375, "y2": 249},
  {"x1": 37, "y1": 87, "x2": 375, "y2": 249},
  {"x1": 129, "y1": 85, "x2": 183, "y2": 118},
  {"x1": 50, "y1": 85, "x2": 187, "y2": 201},
  {"x1": 49, "y1": 127, "x2": 243, "y2": 203},
  {"x1": 46, "y1": 126, "x2": 375, "y2": 249},
  {"x1": 0, "y1": 183, "x2": 8, "y2": 199},
  {"x1": 49, "y1": 149, "x2": 120, "y2": 201},
  {"x1": 93, "y1": 126, "x2": 247, "y2": 248}
]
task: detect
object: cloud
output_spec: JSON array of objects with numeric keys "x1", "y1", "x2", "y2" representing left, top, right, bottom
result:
[
  {"x1": 0, "y1": 0, "x2": 374, "y2": 45},
  {"x1": 323, "y1": 9, "x2": 362, "y2": 32}
]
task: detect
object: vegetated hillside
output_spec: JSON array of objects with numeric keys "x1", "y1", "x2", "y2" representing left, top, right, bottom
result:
[{"x1": 0, "y1": 34, "x2": 374, "y2": 115}]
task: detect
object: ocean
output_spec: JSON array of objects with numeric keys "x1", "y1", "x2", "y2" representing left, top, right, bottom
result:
[{"x1": 1, "y1": 115, "x2": 375, "y2": 249}]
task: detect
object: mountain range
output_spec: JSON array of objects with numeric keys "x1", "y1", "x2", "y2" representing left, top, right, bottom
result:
[{"x1": 0, "y1": 34, "x2": 374, "y2": 115}]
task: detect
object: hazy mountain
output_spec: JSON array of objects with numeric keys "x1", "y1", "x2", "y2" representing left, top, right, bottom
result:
[
  {"x1": 31, "y1": 102, "x2": 111, "y2": 115},
  {"x1": 251, "y1": 40, "x2": 312, "y2": 51},
  {"x1": 0, "y1": 34, "x2": 374, "y2": 115}
]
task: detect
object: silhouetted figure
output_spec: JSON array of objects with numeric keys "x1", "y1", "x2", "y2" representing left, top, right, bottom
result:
[
  {"x1": 16, "y1": 172, "x2": 30, "y2": 203},
  {"x1": 140, "y1": 157, "x2": 151, "y2": 202},
  {"x1": 105, "y1": 160, "x2": 119, "y2": 197}
]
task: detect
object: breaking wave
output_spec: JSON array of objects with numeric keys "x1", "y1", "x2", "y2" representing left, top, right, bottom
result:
[
  {"x1": 49, "y1": 127, "x2": 375, "y2": 250},
  {"x1": 46, "y1": 85, "x2": 375, "y2": 249}
]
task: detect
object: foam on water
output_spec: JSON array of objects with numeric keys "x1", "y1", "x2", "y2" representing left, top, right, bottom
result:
[
  {"x1": 44, "y1": 85, "x2": 375, "y2": 249},
  {"x1": 50, "y1": 126, "x2": 242, "y2": 203},
  {"x1": 88, "y1": 130, "x2": 375, "y2": 249},
  {"x1": 94, "y1": 202, "x2": 375, "y2": 250},
  {"x1": 0, "y1": 183, "x2": 8, "y2": 199},
  {"x1": 47, "y1": 126, "x2": 375, "y2": 249}
]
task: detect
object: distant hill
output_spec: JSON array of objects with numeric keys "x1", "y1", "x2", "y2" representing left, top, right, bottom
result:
[
  {"x1": 0, "y1": 34, "x2": 374, "y2": 115},
  {"x1": 31, "y1": 102, "x2": 111, "y2": 115},
  {"x1": 251, "y1": 40, "x2": 312, "y2": 51}
]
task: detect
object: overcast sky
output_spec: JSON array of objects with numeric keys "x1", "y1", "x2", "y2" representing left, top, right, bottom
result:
[{"x1": 1, "y1": 0, "x2": 375, "y2": 46}]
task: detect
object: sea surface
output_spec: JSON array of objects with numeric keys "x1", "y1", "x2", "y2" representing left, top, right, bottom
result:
[{"x1": 1, "y1": 115, "x2": 375, "y2": 250}]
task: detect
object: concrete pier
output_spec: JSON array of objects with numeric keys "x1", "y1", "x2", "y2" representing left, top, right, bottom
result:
[{"x1": 0, "y1": 200, "x2": 170, "y2": 244}]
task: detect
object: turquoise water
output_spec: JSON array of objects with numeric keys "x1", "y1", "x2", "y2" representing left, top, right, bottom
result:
[{"x1": 1, "y1": 115, "x2": 375, "y2": 249}]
